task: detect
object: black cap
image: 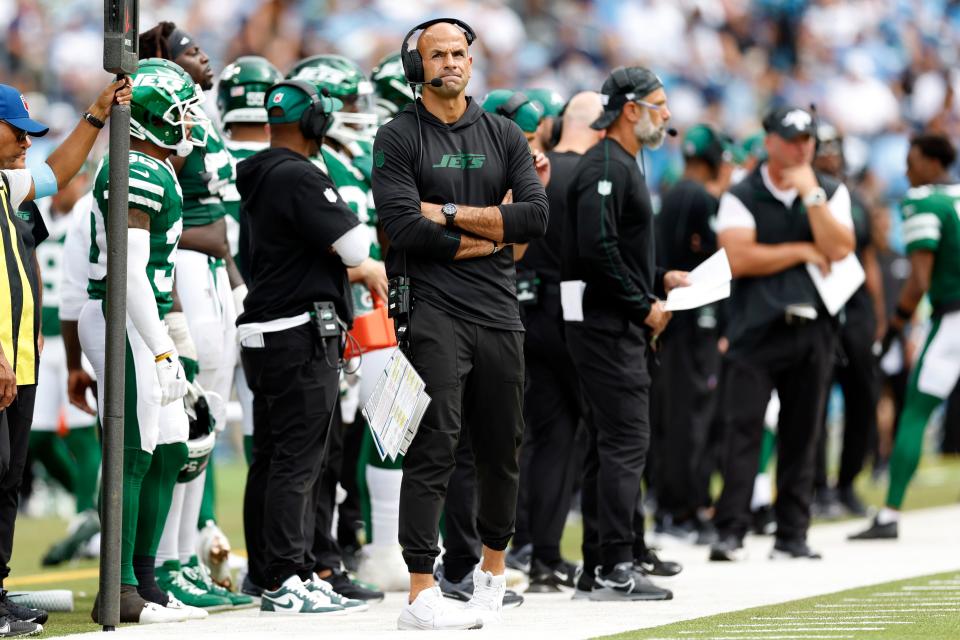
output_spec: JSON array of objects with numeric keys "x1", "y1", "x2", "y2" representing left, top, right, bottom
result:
[
  {"x1": 762, "y1": 106, "x2": 816, "y2": 140},
  {"x1": 591, "y1": 65, "x2": 663, "y2": 131}
]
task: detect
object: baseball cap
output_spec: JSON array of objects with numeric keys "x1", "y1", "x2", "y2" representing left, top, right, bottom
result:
[
  {"x1": 481, "y1": 89, "x2": 543, "y2": 134},
  {"x1": 525, "y1": 88, "x2": 565, "y2": 119},
  {"x1": 682, "y1": 124, "x2": 734, "y2": 166},
  {"x1": 0, "y1": 84, "x2": 50, "y2": 136},
  {"x1": 591, "y1": 66, "x2": 663, "y2": 131},
  {"x1": 762, "y1": 106, "x2": 816, "y2": 140},
  {"x1": 265, "y1": 82, "x2": 342, "y2": 125}
]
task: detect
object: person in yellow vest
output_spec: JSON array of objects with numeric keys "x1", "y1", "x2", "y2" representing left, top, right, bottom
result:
[{"x1": 0, "y1": 78, "x2": 130, "y2": 633}]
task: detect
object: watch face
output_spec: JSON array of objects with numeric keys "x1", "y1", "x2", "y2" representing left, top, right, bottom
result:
[{"x1": 442, "y1": 203, "x2": 456, "y2": 216}]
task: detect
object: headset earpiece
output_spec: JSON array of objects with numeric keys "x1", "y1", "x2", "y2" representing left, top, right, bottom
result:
[
  {"x1": 400, "y1": 18, "x2": 477, "y2": 84},
  {"x1": 549, "y1": 99, "x2": 569, "y2": 148},
  {"x1": 270, "y1": 79, "x2": 331, "y2": 141},
  {"x1": 496, "y1": 92, "x2": 530, "y2": 118}
]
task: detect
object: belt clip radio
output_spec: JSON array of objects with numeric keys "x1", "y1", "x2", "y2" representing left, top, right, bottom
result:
[
  {"x1": 311, "y1": 301, "x2": 341, "y2": 339},
  {"x1": 388, "y1": 276, "x2": 412, "y2": 346}
]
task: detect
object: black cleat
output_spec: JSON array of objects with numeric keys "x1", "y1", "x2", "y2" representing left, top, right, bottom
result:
[
  {"x1": 527, "y1": 559, "x2": 577, "y2": 593},
  {"x1": 770, "y1": 538, "x2": 822, "y2": 559},
  {"x1": 505, "y1": 543, "x2": 532, "y2": 574},
  {"x1": 635, "y1": 548, "x2": 682, "y2": 577},
  {"x1": 0, "y1": 614, "x2": 41, "y2": 637},
  {"x1": 571, "y1": 565, "x2": 595, "y2": 601},
  {"x1": 0, "y1": 592, "x2": 46, "y2": 625},
  {"x1": 848, "y1": 517, "x2": 898, "y2": 540},
  {"x1": 589, "y1": 563, "x2": 672, "y2": 601},
  {"x1": 750, "y1": 505, "x2": 776, "y2": 535},
  {"x1": 694, "y1": 520, "x2": 718, "y2": 546},
  {"x1": 837, "y1": 487, "x2": 868, "y2": 517},
  {"x1": 324, "y1": 569, "x2": 384, "y2": 603},
  {"x1": 709, "y1": 535, "x2": 746, "y2": 562}
]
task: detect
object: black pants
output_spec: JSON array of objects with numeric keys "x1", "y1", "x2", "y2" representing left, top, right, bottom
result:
[
  {"x1": 815, "y1": 317, "x2": 879, "y2": 491},
  {"x1": 399, "y1": 301, "x2": 524, "y2": 575},
  {"x1": 713, "y1": 319, "x2": 836, "y2": 542},
  {"x1": 441, "y1": 420, "x2": 482, "y2": 582},
  {"x1": 242, "y1": 324, "x2": 340, "y2": 588},
  {"x1": 0, "y1": 385, "x2": 36, "y2": 587},
  {"x1": 306, "y1": 403, "x2": 345, "y2": 574},
  {"x1": 566, "y1": 317, "x2": 651, "y2": 574},
  {"x1": 651, "y1": 312, "x2": 720, "y2": 524}
]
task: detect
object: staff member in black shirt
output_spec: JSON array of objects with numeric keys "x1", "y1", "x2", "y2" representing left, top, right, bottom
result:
[
  {"x1": 708, "y1": 106, "x2": 854, "y2": 563},
  {"x1": 372, "y1": 18, "x2": 548, "y2": 630},
  {"x1": 651, "y1": 124, "x2": 732, "y2": 540},
  {"x1": 562, "y1": 66, "x2": 687, "y2": 601},
  {"x1": 517, "y1": 91, "x2": 602, "y2": 591},
  {"x1": 236, "y1": 80, "x2": 371, "y2": 614}
]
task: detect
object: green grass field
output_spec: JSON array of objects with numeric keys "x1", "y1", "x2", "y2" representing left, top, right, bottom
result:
[
  {"x1": 10, "y1": 455, "x2": 960, "y2": 637},
  {"x1": 605, "y1": 571, "x2": 960, "y2": 639}
]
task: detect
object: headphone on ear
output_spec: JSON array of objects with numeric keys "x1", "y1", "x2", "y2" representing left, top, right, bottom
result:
[
  {"x1": 549, "y1": 99, "x2": 569, "y2": 148},
  {"x1": 496, "y1": 92, "x2": 530, "y2": 118},
  {"x1": 400, "y1": 18, "x2": 477, "y2": 84},
  {"x1": 268, "y1": 79, "x2": 334, "y2": 141}
]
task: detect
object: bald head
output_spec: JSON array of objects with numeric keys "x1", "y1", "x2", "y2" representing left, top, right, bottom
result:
[
  {"x1": 416, "y1": 22, "x2": 472, "y2": 98},
  {"x1": 554, "y1": 91, "x2": 604, "y2": 153}
]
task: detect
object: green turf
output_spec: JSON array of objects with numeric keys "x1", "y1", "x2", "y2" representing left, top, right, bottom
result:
[{"x1": 601, "y1": 570, "x2": 960, "y2": 640}]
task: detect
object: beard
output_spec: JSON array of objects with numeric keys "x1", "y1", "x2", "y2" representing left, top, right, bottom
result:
[{"x1": 634, "y1": 112, "x2": 666, "y2": 149}]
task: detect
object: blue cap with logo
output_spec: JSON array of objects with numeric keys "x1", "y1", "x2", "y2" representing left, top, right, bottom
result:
[{"x1": 0, "y1": 85, "x2": 50, "y2": 136}]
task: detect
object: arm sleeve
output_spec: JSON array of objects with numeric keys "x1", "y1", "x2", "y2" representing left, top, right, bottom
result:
[
  {"x1": 371, "y1": 124, "x2": 461, "y2": 260},
  {"x1": 2, "y1": 169, "x2": 33, "y2": 210},
  {"x1": 499, "y1": 123, "x2": 549, "y2": 244},
  {"x1": 574, "y1": 162, "x2": 652, "y2": 323},
  {"x1": 59, "y1": 206, "x2": 90, "y2": 322},
  {"x1": 332, "y1": 224, "x2": 369, "y2": 267},
  {"x1": 126, "y1": 228, "x2": 175, "y2": 357}
]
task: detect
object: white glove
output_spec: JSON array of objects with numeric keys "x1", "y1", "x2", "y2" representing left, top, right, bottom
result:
[{"x1": 156, "y1": 350, "x2": 188, "y2": 406}]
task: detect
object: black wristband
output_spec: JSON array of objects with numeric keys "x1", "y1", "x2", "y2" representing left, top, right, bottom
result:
[
  {"x1": 894, "y1": 305, "x2": 913, "y2": 322},
  {"x1": 82, "y1": 111, "x2": 105, "y2": 130}
]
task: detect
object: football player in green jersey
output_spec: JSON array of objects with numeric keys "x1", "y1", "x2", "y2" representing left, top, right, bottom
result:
[
  {"x1": 30, "y1": 171, "x2": 102, "y2": 567},
  {"x1": 78, "y1": 58, "x2": 201, "y2": 624},
  {"x1": 138, "y1": 22, "x2": 250, "y2": 606},
  {"x1": 287, "y1": 55, "x2": 390, "y2": 599},
  {"x1": 850, "y1": 133, "x2": 960, "y2": 541}
]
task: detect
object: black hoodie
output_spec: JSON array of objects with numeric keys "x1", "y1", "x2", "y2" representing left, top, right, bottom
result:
[
  {"x1": 236, "y1": 147, "x2": 360, "y2": 325},
  {"x1": 372, "y1": 98, "x2": 549, "y2": 331}
]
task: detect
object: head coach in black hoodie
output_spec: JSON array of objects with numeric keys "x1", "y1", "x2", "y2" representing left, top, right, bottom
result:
[
  {"x1": 235, "y1": 81, "x2": 373, "y2": 610},
  {"x1": 371, "y1": 18, "x2": 548, "y2": 630}
]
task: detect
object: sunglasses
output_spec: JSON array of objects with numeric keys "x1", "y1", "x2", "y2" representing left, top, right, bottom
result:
[
  {"x1": 633, "y1": 99, "x2": 668, "y2": 115},
  {"x1": 2, "y1": 122, "x2": 29, "y2": 143}
]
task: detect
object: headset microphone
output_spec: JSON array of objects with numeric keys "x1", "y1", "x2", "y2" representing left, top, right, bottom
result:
[
  {"x1": 667, "y1": 127, "x2": 678, "y2": 137},
  {"x1": 410, "y1": 78, "x2": 443, "y2": 87}
]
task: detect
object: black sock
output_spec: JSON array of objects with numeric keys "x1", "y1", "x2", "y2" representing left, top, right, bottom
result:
[{"x1": 133, "y1": 555, "x2": 167, "y2": 606}]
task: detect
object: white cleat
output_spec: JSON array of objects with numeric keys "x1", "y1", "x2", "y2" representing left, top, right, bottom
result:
[
  {"x1": 464, "y1": 567, "x2": 505, "y2": 626},
  {"x1": 165, "y1": 595, "x2": 208, "y2": 620},
  {"x1": 397, "y1": 586, "x2": 483, "y2": 630},
  {"x1": 138, "y1": 601, "x2": 190, "y2": 624}
]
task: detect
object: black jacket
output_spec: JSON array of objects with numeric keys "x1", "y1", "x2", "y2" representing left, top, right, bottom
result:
[
  {"x1": 372, "y1": 98, "x2": 548, "y2": 331},
  {"x1": 237, "y1": 147, "x2": 360, "y2": 325}
]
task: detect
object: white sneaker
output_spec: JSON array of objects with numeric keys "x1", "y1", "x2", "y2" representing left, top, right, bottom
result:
[
  {"x1": 305, "y1": 573, "x2": 369, "y2": 614},
  {"x1": 397, "y1": 586, "x2": 483, "y2": 630},
  {"x1": 260, "y1": 575, "x2": 346, "y2": 616},
  {"x1": 138, "y1": 601, "x2": 190, "y2": 624},
  {"x1": 165, "y1": 595, "x2": 208, "y2": 620},
  {"x1": 465, "y1": 567, "x2": 505, "y2": 625}
]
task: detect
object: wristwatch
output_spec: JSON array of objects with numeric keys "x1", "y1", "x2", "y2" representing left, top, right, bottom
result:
[
  {"x1": 81, "y1": 111, "x2": 105, "y2": 130},
  {"x1": 803, "y1": 187, "x2": 827, "y2": 208},
  {"x1": 442, "y1": 203, "x2": 457, "y2": 228}
]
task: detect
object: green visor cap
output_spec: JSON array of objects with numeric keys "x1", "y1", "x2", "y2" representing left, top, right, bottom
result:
[
  {"x1": 265, "y1": 84, "x2": 342, "y2": 125},
  {"x1": 481, "y1": 89, "x2": 543, "y2": 134},
  {"x1": 525, "y1": 88, "x2": 565, "y2": 119},
  {"x1": 682, "y1": 124, "x2": 734, "y2": 165},
  {"x1": 738, "y1": 131, "x2": 767, "y2": 163}
]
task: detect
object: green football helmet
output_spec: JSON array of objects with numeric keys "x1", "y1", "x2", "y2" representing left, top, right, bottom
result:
[
  {"x1": 217, "y1": 56, "x2": 283, "y2": 125},
  {"x1": 130, "y1": 58, "x2": 207, "y2": 154},
  {"x1": 286, "y1": 54, "x2": 377, "y2": 144},
  {"x1": 481, "y1": 89, "x2": 543, "y2": 134},
  {"x1": 370, "y1": 52, "x2": 414, "y2": 123},
  {"x1": 525, "y1": 88, "x2": 565, "y2": 120}
]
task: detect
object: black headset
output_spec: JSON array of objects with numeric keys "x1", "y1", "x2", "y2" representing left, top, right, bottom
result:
[
  {"x1": 549, "y1": 99, "x2": 570, "y2": 148},
  {"x1": 400, "y1": 17, "x2": 477, "y2": 84},
  {"x1": 496, "y1": 92, "x2": 531, "y2": 118},
  {"x1": 268, "y1": 79, "x2": 334, "y2": 141}
]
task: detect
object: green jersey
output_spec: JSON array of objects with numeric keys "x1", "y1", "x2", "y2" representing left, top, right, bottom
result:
[
  {"x1": 319, "y1": 141, "x2": 378, "y2": 314},
  {"x1": 179, "y1": 109, "x2": 235, "y2": 228},
  {"x1": 900, "y1": 183, "x2": 960, "y2": 309},
  {"x1": 89, "y1": 151, "x2": 183, "y2": 318}
]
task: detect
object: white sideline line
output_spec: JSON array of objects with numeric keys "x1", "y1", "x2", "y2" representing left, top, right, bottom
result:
[
  {"x1": 757, "y1": 616, "x2": 901, "y2": 620},
  {"x1": 901, "y1": 586, "x2": 960, "y2": 591},
  {"x1": 702, "y1": 629, "x2": 885, "y2": 634}
]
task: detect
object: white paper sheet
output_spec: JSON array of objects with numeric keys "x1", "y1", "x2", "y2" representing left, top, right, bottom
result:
[
  {"x1": 561, "y1": 280, "x2": 586, "y2": 321},
  {"x1": 805, "y1": 253, "x2": 865, "y2": 316},
  {"x1": 664, "y1": 249, "x2": 733, "y2": 311},
  {"x1": 361, "y1": 349, "x2": 431, "y2": 462}
]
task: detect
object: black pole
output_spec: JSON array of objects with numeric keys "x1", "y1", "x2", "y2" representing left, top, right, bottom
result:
[{"x1": 99, "y1": 90, "x2": 129, "y2": 631}]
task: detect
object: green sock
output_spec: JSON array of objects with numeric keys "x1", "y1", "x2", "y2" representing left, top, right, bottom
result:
[
  {"x1": 64, "y1": 426, "x2": 101, "y2": 513},
  {"x1": 243, "y1": 435, "x2": 253, "y2": 466},
  {"x1": 134, "y1": 442, "x2": 188, "y2": 556},
  {"x1": 28, "y1": 431, "x2": 77, "y2": 495},
  {"x1": 885, "y1": 386, "x2": 941, "y2": 509},
  {"x1": 758, "y1": 427, "x2": 776, "y2": 474},
  {"x1": 198, "y1": 456, "x2": 217, "y2": 527},
  {"x1": 121, "y1": 447, "x2": 153, "y2": 585}
]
